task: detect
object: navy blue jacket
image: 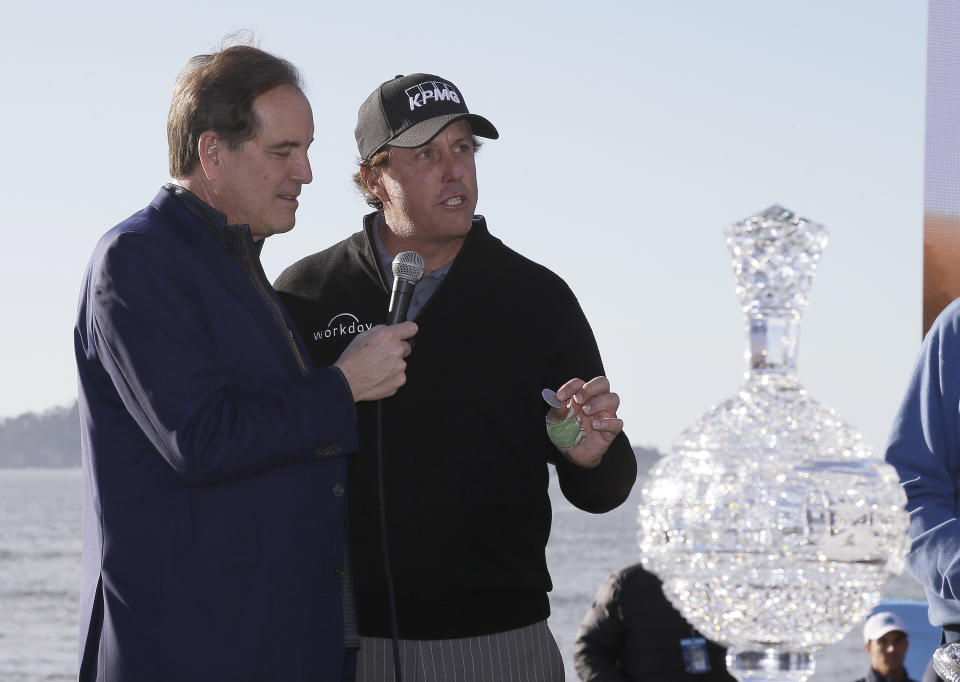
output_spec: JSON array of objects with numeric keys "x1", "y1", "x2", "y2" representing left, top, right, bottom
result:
[{"x1": 74, "y1": 186, "x2": 359, "y2": 681}]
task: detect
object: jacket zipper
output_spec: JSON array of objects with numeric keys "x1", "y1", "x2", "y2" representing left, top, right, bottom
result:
[{"x1": 239, "y1": 237, "x2": 310, "y2": 376}]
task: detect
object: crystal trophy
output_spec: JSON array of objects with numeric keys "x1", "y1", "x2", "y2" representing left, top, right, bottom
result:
[{"x1": 637, "y1": 205, "x2": 910, "y2": 682}]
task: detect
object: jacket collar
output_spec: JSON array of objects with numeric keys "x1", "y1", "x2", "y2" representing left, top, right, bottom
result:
[
  {"x1": 868, "y1": 666, "x2": 912, "y2": 682},
  {"x1": 162, "y1": 183, "x2": 264, "y2": 261},
  {"x1": 359, "y1": 212, "x2": 490, "y2": 279}
]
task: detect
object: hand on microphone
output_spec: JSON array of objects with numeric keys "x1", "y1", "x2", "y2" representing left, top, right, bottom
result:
[
  {"x1": 548, "y1": 376, "x2": 624, "y2": 468},
  {"x1": 334, "y1": 322, "x2": 418, "y2": 402},
  {"x1": 335, "y1": 251, "x2": 423, "y2": 401}
]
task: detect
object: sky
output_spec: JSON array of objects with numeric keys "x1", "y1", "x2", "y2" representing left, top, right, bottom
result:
[{"x1": 0, "y1": 1, "x2": 928, "y2": 456}]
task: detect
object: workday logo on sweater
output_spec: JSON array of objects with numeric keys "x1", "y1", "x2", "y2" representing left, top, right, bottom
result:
[{"x1": 312, "y1": 313, "x2": 373, "y2": 342}]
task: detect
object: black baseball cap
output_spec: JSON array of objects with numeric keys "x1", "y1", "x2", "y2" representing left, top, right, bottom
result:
[{"x1": 355, "y1": 73, "x2": 499, "y2": 160}]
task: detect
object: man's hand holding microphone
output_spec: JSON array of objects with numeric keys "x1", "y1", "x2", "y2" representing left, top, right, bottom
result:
[{"x1": 334, "y1": 251, "x2": 424, "y2": 402}]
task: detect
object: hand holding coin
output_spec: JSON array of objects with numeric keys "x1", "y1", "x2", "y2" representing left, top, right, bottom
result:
[{"x1": 542, "y1": 388, "x2": 585, "y2": 451}]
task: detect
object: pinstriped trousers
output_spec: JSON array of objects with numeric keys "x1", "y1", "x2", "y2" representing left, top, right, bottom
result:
[{"x1": 355, "y1": 619, "x2": 565, "y2": 681}]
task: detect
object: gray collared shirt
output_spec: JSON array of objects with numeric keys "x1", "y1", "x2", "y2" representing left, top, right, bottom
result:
[{"x1": 371, "y1": 215, "x2": 453, "y2": 319}]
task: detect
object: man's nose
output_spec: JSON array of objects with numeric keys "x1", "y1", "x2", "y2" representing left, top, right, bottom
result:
[
  {"x1": 293, "y1": 153, "x2": 312, "y2": 184},
  {"x1": 441, "y1": 153, "x2": 465, "y2": 181}
]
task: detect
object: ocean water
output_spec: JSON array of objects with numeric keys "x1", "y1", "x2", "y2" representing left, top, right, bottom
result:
[
  {"x1": 0, "y1": 468, "x2": 931, "y2": 681},
  {"x1": 1, "y1": 469, "x2": 82, "y2": 681}
]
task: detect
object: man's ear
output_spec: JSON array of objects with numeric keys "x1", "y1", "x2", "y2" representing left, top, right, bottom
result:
[
  {"x1": 361, "y1": 165, "x2": 388, "y2": 204},
  {"x1": 198, "y1": 131, "x2": 221, "y2": 181}
]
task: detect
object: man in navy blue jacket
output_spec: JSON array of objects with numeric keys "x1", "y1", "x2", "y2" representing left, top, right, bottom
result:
[{"x1": 74, "y1": 44, "x2": 416, "y2": 681}]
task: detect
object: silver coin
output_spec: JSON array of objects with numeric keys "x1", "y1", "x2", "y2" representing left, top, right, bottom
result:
[{"x1": 541, "y1": 388, "x2": 564, "y2": 409}]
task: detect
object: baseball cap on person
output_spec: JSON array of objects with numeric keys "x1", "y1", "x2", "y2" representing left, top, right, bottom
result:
[
  {"x1": 355, "y1": 73, "x2": 499, "y2": 160},
  {"x1": 863, "y1": 611, "x2": 908, "y2": 643}
]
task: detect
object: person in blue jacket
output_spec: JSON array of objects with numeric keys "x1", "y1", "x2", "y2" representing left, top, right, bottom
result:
[
  {"x1": 73, "y1": 43, "x2": 417, "y2": 681},
  {"x1": 885, "y1": 298, "x2": 960, "y2": 681}
]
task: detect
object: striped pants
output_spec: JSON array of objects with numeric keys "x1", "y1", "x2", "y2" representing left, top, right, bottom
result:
[{"x1": 355, "y1": 620, "x2": 565, "y2": 681}]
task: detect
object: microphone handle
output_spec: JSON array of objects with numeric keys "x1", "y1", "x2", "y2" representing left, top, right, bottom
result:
[{"x1": 386, "y1": 279, "x2": 416, "y2": 325}]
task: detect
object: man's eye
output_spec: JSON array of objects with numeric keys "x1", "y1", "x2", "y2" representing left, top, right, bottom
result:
[{"x1": 417, "y1": 150, "x2": 432, "y2": 159}]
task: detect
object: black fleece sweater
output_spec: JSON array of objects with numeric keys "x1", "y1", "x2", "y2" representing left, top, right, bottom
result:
[{"x1": 275, "y1": 214, "x2": 637, "y2": 639}]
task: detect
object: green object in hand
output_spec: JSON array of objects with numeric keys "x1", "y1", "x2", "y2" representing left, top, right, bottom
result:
[{"x1": 547, "y1": 416, "x2": 582, "y2": 449}]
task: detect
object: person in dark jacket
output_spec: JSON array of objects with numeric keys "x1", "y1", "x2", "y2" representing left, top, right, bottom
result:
[
  {"x1": 74, "y1": 43, "x2": 416, "y2": 682},
  {"x1": 275, "y1": 73, "x2": 636, "y2": 680},
  {"x1": 855, "y1": 612, "x2": 918, "y2": 682},
  {"x1": 574, "y1": 563, "x2": 736, "y2": 682}
]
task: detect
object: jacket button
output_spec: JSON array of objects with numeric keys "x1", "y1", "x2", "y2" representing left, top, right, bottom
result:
[
  {"x1": 335, "y1": 566, "x2": 346, "y2": 578},
  {"x1": 332, "y1": 483, "x2": 345, "y2": 497},
  {"x1": 314, "y1": 442, "x2": 342, "y2": 457}
]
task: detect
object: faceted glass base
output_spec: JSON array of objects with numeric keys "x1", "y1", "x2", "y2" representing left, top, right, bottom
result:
[{"x1": 728, "y1": 648, "x2": 816, "y2": 682}]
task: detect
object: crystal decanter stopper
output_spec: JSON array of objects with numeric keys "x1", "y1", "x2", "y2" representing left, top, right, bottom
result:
[{"x1": 637, "y1": 205, "x2": 910, "y2": 682}]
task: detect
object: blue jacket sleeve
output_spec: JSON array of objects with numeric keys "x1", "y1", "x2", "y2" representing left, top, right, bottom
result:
[
  {"x1": 85, "y1": 228, "x2": 358, "y2": 486},
  {"x1": 885, "y1": 302, "x2": 960, "y2": 610}
]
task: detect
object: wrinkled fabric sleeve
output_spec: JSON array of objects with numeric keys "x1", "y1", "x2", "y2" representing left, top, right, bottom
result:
[
  {"x1": 546, "y1": 289, "x2": 637, "y2": 513},
  {"x1": 88, "y1": 230, "x2": 358, "y2": 486},
  {"x1": 554, "y1": 435, "x2": 636, "y2": 513},
  {"x1": 885, "y1": 303, "x2": 960, "y2": 611},
  {"x1": 573, "y1": 571, "x2": 631, "y2": 682}
]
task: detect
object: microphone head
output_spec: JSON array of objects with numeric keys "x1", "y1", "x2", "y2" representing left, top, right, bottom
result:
[{"x1": 392, "y1": 251, "x2": 425, "y2": 284}]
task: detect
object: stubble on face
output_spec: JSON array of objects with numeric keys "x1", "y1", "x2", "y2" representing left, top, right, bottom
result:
[{"x1": 375, "y1": 120, "x2": 478, "y2": 265}]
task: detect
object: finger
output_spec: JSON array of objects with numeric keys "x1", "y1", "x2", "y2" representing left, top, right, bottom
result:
[
  {"x1": 588, "y1": 417, "x2": 623, "y2": 434},
  {"x1": 581, "y1": 392, "x2": 620, "y2": 416},
  {"x1": 555, "y1": 378, "x2": 585, "y2": 403},
  {"x1": 578, "y1": 376, "x2": 612, "y2": 401},
  {"x1": 395, "y1": 321, "x2": 418, "y2": 339}
]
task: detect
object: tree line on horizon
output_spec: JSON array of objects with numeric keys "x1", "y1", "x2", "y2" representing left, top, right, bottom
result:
[
  {"x1": 0, "y1": 402, "x2": 663, "y2": 470},
  {"x1": 0, "y1": 401, "x2": 80, "y2": 467}
]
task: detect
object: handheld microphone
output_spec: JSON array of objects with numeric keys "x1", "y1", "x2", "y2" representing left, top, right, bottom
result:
[
  {"x1": 386, "y1": 251, "x2": 425, "y2": 325},
  {"x1": 380, "y1": 249, "x2": 424, "y2": 682}
]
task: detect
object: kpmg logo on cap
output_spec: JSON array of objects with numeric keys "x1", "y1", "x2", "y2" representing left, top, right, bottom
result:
[{"x1": 405, "y1": 80, "x2": 461, "y2": 111}]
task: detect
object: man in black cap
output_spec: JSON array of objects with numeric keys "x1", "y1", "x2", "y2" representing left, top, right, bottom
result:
[{"x1": 275, "y1": 73, "x2": 637, "y2": 680}]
